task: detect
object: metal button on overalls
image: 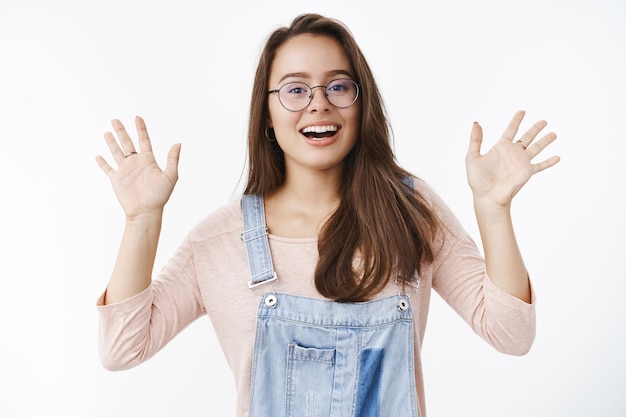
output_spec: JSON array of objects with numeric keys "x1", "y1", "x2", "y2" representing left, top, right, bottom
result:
[{"x1": 264, "y1": 294, "x2": 277, "y2": 308}]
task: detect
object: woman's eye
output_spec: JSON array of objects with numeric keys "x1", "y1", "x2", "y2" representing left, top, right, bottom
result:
[{"x1": 286, "y1": 85, "x2": 308, "y2": 95}]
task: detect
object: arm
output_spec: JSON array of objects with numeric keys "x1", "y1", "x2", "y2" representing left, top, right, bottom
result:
[
  {"x1": 96, "y1": 116, "x2": 181, "y2": 304},
  {"x1": 465, "y1": 110, "x2": 560, "y2": 302}
]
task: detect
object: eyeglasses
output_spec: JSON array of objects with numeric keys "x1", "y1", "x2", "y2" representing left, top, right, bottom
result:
[{"x1": 268, "y1": 78, "x2": 360, "y2": 112}]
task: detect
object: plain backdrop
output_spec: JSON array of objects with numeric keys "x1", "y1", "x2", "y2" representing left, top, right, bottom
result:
[{"x1": 1, "y1": 0, "x2": 624, "y2": 416}]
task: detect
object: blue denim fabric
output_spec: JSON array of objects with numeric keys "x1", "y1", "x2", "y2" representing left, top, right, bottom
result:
[
  {"x1": 241, "y1": 194, "x2": 277, "y2": 288},
  {"x1": 242, "y1": 194, "x2": 419, "y2": 417}
]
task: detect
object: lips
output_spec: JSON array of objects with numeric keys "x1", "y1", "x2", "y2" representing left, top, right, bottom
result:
[{"x1": 300, "y1": 124, "x2": 339, "y2": 140}]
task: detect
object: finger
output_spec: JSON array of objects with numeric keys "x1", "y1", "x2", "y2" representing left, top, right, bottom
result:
[
  {"x1": 135, "y1": 116, "x2": 153, "y2": 153},
  {"x1": 164, "y1": 143, "x2": 182, "y2": 182},
  {"x1": 104, "y1": 130, "x2": 127, "y2": 164},
  {"x1": 111, "y1": 119, "x2": 137, "y2": 155},
  {"x1": 527, "y1": 131, "x2": 557, "y2": 159},
  {"x1": 466, "y1": 121, "x2": 483, "y2": 159},
  {"x1": 95, "y1": 155, "x2": 115, "y2": 177},
  {"x1": 518, "y1": 119, "x2": 548, "y2": 148},
  {"x1": 500, "y1": 110, "x2": 526, "y2": 142},
  {"x1": 532, "y1": 154, "x2": 561, "y2": 174}
]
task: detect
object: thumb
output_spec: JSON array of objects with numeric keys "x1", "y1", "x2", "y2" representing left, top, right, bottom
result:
[
  {"x1": 466, "y1": 121, "x2": 483, "y2": 160},
  {"x1": 164, "y1": 143, "x2": 182, "y2": 182}
]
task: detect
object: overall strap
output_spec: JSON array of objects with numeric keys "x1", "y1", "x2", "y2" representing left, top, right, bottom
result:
[{"x1": 241, "y1": 194, "x2": 278, "y2": 289}]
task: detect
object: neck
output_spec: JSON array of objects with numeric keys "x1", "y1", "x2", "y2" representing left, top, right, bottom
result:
[
  {"x1": 282, "y1": 164, "x2": 342, "y2": 201},
  {"x1": 264, "y1": 167, "x2": 343, "y2": 238}
]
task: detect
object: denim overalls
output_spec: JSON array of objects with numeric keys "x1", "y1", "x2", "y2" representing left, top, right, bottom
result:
[{"x1": 241, "y1": 188, "x2": 420, "y2": 417}]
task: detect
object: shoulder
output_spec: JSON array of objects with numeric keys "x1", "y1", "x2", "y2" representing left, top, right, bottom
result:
[
  {"x1": 410, "y1": 176, "x2": 436, "y2": 199},
  {"x1": 187, "y1": 196, "x2": 243, "y2": 244},
  {"x1": 411, "y1": 177, "x2": 449, "y2": 213},
  {"x1": 410, "y1": 176, "x2": 468, "y2": 239}
]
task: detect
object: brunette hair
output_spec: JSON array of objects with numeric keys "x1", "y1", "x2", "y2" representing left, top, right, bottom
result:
[{"x1": 245, "y1": 13, "x2": 440, "y2": 302}]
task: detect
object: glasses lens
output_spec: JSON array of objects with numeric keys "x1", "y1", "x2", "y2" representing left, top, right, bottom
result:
[
  {"x1": 278, "y1": 82, "x2": 310, "y2": 111},
  {"x1": 326, "y1": 79, "x2": 359, "y2": 108}
]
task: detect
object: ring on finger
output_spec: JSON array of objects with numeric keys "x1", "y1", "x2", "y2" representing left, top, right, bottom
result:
[
  {"x1": 124, "y1": 151, "x2": 138, "y2": 158},
  {"x1": 515, "y1": 140, "x2": 527, "y2": 150}
]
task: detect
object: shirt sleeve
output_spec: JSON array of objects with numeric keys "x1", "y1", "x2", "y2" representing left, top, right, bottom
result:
[
  {"x1": 96, "y1": 235, "x2": 205, "y2": 370},
  {"x1": 425, "y1": 183, "x2": 536, "y2": 355}
]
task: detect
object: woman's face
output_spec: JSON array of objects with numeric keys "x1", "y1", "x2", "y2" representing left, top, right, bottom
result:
[{"x1": 267, "y1": 34, "x2": 361, "y2": 177}]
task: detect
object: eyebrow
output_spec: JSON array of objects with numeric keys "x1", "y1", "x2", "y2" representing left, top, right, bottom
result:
[{"x1": 277, "y1": 69, "x2": 354, "y2": 84}]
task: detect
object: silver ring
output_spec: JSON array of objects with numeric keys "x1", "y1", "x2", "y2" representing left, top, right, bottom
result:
[
  {"x1": 124, "y1": 151, "x2": 138, "y2": 158},
  {"x1": 515, "y1": 140, "x2": 527, "y2": 150}
]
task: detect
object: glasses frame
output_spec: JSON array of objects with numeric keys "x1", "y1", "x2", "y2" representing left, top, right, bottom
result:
[{"x1": 268, "y1": 78, "x2": 360, "y2": 112}]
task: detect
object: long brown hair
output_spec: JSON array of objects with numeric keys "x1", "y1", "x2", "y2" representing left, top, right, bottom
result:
[{"x1": 245, "y1": 13, "x2": 440, "y2": 302}]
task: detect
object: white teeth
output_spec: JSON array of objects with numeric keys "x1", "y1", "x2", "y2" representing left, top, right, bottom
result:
[{"x1": 301, "y1": 125, "x2": 338, "y2": 134}]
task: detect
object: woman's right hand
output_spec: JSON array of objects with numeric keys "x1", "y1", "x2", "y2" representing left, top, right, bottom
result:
[{"x1": 96, "y1": 116, "x2": 181, "y2": 219}]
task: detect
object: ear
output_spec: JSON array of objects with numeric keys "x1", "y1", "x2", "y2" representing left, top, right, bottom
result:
[{"x1": 264, "y1": 127, "x2": 276, "y2": 141}]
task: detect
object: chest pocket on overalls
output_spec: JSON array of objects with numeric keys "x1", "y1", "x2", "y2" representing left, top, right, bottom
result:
[{"x1": 286, "y1": 342, "x2": 336, "y2": 414}]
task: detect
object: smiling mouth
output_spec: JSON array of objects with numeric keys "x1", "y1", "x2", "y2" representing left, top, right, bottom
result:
[{"x1": 300, "y1": 125, "x2": 338, "y2": 140}]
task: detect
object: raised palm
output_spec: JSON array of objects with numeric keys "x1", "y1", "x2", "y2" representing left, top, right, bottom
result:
[
  {"x1": 466, "y1": 110, "x2": 560, "y2": 208},
  {"x1": 96, "y1": 117, "x2": 181, "y2": 219}
]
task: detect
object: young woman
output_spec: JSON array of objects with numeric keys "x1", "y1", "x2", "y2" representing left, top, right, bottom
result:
[{"x1": 96, "y1": 13, "x2": 559, "y2": 417}]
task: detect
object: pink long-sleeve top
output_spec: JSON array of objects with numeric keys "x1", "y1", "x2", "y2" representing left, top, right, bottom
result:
[{"x1": 97, "y1": 179, "x2": 536, "y2": 417}]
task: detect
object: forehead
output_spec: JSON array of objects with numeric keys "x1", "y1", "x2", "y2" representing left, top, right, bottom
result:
[{"x1": 270, "y1": 34, "x2": 354, "y2": 84}]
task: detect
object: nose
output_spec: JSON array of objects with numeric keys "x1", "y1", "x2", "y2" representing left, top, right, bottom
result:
[{"x1": 307, "y1": 86, "x2": 331, "y2": 112}]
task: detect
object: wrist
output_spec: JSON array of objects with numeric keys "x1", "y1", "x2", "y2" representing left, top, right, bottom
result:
[
  {"x1": 125, "y1": 210, "x2": 164, "y2": 227},
  {"x1": 473, "y1": 196, "x2": 512, "y2": 222}
]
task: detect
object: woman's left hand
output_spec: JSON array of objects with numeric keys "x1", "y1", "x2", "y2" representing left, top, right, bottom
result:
[{"x1": 466, "y1": 110, "x2": 560, "y2": 208}]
